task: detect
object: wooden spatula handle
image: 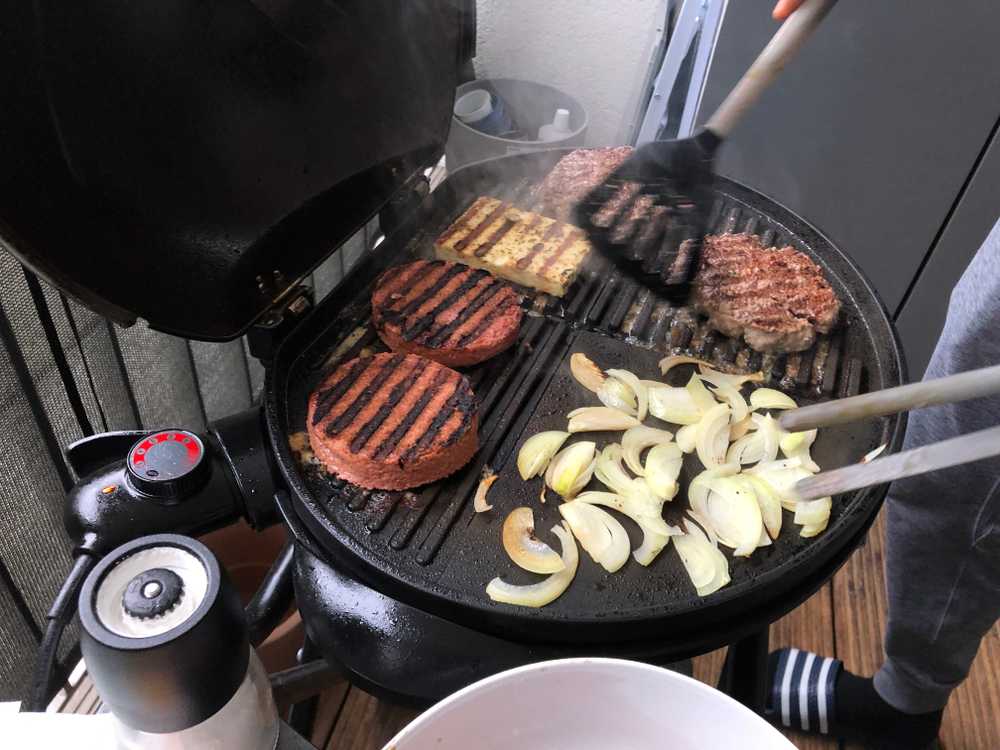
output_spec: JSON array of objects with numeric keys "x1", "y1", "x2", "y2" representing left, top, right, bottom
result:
[
  {"x1": 779, "y1": 364, "x2": 1000, "y2": 433},
  {"x1": 705, "y1": 0, "x2": 837, "y2": 138}
]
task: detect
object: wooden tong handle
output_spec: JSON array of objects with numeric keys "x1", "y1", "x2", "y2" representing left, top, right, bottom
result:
[
  {"x1": 705, "y1": 0, "x2": 838, "y2": 138},
  {"x1": 779, "y1": 364, "x2": 1000, "y2": 433}
]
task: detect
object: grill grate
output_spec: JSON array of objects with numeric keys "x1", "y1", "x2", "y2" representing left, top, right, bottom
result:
[{"x1": 292, "y1": 190, "x2": 864, "y2": 558}]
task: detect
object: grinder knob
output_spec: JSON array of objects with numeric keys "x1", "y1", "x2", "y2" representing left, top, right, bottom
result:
[
  {"x1": 126, "y1": 430, "x2": 208, "y2": 500},
  {"x1": 122, "y1": 567, "x2": 184, "y2": 620}
]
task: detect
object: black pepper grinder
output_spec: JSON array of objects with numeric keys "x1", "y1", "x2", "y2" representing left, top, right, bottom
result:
[{"x1": 78, "y1": 534, "x2": 285, "y2": 749}]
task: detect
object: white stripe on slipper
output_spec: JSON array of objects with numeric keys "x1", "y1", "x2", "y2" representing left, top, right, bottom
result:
[
  {"x1": 816, "y1": 656, "x2": 835, "y2": 735},
  {"x1": 780, "y1": 648, "x2": 799, "y2": 727},
  {"x1": 798, "y1": 651, "x2": 816, "y2": 732}
]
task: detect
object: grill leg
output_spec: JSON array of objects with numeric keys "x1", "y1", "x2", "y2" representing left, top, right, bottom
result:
[
  {"x1": 286, "y1": 637, "x2": 320, "y2": 739},
  {"x1": 717, "y1": 626, "x2": 769, "y2": 713}
]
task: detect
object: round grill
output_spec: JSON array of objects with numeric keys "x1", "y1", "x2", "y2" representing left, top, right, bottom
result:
[{"x1": 266, "y1": 149, "x2": 905, "y2": 646}]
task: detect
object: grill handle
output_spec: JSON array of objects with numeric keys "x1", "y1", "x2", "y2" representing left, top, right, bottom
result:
[
  {"x1": 792, "y1": 424, "x2": 1000, "y2": 502},
  {"x1": 705, "y1": 0, "x2": 838, "y2": 138},
  {"x1": 779, "y1": 364, "x2": 1000, "y2": 432}
]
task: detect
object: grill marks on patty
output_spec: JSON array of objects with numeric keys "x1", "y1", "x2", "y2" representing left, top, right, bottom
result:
[
  {"x1": 693, "y1": 233, "x2": 841, "y2": 353},
  {"x1": 309, "y1": 353, "x2": 475, "y2": 465},
  {"x1": 373, "y1": 260, "x2": 521, "y2": 354}
]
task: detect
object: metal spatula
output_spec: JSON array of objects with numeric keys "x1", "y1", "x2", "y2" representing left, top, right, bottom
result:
[{"x1": 575, "y1": 0, "x2": 838, "y2": 303}]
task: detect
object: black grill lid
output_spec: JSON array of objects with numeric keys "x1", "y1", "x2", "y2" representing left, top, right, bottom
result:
[{"x1": 0, "y1": 0, "x2": 466, "y2": 340}]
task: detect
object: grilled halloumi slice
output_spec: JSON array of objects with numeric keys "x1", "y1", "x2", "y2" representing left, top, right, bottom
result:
[{"x1": 434, "y1": 196, "x2": 590, "y2": 297}]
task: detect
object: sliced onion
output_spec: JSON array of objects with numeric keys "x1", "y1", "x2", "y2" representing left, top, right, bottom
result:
[
  {"x1": 695, "y1": 403, "x2": 731, "y2": 469},
  {"x1": 673, "y1": 531, "x2": 715, "y2": 588},
  {"x1": 517, "y1": 430, "x2": 570, "y2": 480},
  {"x1": 794, "y1": 496, "x2": 832, "y2": 527},
  {"x1": 559, "y1": 501, "x2": 630, "y2": 572},
  {"x1": 704, "y1": 476, "x2": 764, "y2": 557},
  {"x1": 676, "y1": 423, "x2": 698, "y2": 453},
  {"x1": 659, "y1": 354, "x2": 715, "y2": 379},
  {"x1": 779, "y1": 428, "x2": 816, "y2": 456},
  {"x1": 675, "y1": 518, "x2": 730, "y2": 596},
  {"x1": 474, "y1": 471, "x2": 498, "y2": 512},
  {"x1": 730, "y1": 414, "x2": 755, "y2": 440},
  {"x1": 746, "y1": 456, "x2": 803, "y2": 474},
  {"x1": 686, "y1": 373, "x2": 718, "y2": 414},
  {"x1": 780, "y1": 428, "x2": 820, "y2": 472},
  {"x1": 751, "y1": 464, "x2": 814, "y2": 511},
  {"x1": 862, "y1": 443, "x2": 888, "y2": 463},
  {"x1": 699, "y1": 371, "x2": 749, "y2": 423},
  {"x1": 487, "y1": 522, "x2": 578, "y2": 607},
  {"x1": 633, "y1": 521, "x2": 671, "y2": 566},
  {"x1": 570, "y1": 352, "x2": 606, "y2": 393},
  {"x1": 645, "y1": 443, "x2": 683, "y2": 500},
  {"x1": 688, "y1": 465, "x2": 740, "y2": 519},
  {"x1": 597, "y1": 376, "x2": 637, "y2": 416},
  {"x1": 686, "y1": 509, "x2": 719, "y2": 548},
  {"x1": 501, "y1": 507, "x2": 565, "y2": 573},
  {"x1": 575, "y1": 491, "x2": 678, "y2": 538},
  {"x1": 750, "y1": 388, "x2": 798, "y2": 410},
  {"x1": 744, "y1": 475, "x2": 783, "y2": 539},
  {"x1": 697, "y1": 365, "x2": 765, "y2": 386},
  {"x1": 567, "y1": 458, "x2": 596, "y2": 498},
  {"x1": 799, "y1": 520, "x2": 829, "y2": 538},
  {"x1": 545, "y1": 441, "x2": 596, "y2": 498},
  {"x1": 593, "y1": 443, "x2": 634, "y2": 497},
  {"x1": 622, "y1": 425, "x2": 674, "y2": 475},
  {"x1": 593, "y1": 444, "x2": 667, "y2": 512},
  {"x1": 757, "y1": 526, "x2": 772, "y2": 547},
  {"x1": 567, "y1": 407, "x2": 641, "y2": 433},
  {"x1": 726, "y1": 431, "x2": 767, "y2": 466},
  {"x1": 648, "y1": 385, "x2": 702, "y2": 425},
  {"x1": 751, "y1": 413, "x2": 781, "y2": 463},
  {"x1": 607, "y1": 369, "x2": 648, "y2": 422}
]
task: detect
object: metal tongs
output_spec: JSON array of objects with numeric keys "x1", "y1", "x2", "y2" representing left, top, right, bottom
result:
[
  {"x1": 576, "y1": 0, "x2": 838, "y2": 303},
  {"x1": 784, "y1": 364, "x2": 1000, "y2": 501}
]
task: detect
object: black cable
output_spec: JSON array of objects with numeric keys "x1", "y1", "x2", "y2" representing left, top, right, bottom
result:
[{"x1": 22, "y1": 553, "x2": 97, "y2": 712}]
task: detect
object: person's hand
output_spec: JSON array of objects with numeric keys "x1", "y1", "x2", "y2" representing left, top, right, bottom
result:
[{"x1": 772, "y1": 0, "x2": 806, "y2": 21}]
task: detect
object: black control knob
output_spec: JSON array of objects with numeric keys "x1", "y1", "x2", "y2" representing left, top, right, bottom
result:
[
  {"x1": 126, "y1": 430, "x2": 209, "y2": 500},
  {"x1": 123, "y1": 567, "x2": 184, "y2": 619}
]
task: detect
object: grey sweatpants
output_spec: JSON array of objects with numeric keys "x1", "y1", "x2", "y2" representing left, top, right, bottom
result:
[{"x1": 873, "y1": 217, "x2": 1000, "y2": 714}]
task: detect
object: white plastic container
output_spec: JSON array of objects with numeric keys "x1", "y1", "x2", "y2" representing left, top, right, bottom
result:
[
  {"x1": 384, "y1": 658, "x2": 796, "y2": 750},
  {"x1": 538, "y1": 108, "x2": 574, "y2": 142},
  {"x1": 453, "y1": 89, "x2": 493, "y2": 124}
]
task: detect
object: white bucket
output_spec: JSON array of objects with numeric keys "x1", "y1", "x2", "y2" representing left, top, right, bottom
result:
[{"x1": 383, "y1": 658, "x2": 796, "y2": 750}]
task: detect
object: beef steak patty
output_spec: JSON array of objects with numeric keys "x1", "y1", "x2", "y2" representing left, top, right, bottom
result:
[
  {"x1": 372, "y1": 259, "x2": 522, "y2": 367},
  {"x1": 531, "y1": 147, "x2": 634, "y2": 223},
  {"x1": 693, "y1": 233, "x2": 841, "y2": 353},
  {"x1": 307, "y1": 353, "x2": 478, "y2": 490}
]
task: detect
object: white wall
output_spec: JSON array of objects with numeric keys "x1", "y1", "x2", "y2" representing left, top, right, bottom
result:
[{"x1": 474, "y1": 0, "x2": 668, "y2": 147}]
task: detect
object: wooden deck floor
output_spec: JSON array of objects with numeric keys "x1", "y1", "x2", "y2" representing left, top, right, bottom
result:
[
  {"x1": 310, "y1": 510, "x2": 1000, "y2": 749},
  {"x1": 57, "y1": 508, "x2": 999, "y2": 747}
]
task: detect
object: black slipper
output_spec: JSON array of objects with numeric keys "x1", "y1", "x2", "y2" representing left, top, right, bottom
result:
[
  {"x1": 764, "y1": 648, "x2": 942, "y2": 750},
  {"x1": 764, "y1": 647, "x2": 842, "y2": 736}
]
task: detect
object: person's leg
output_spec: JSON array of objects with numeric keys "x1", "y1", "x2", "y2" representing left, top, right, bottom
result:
[
  {"x1": 767, "y1": 217, "x2": 1000, "y2": 748},
  {"x1": 875, "y1": 216, "x2": 1000, "y2": 712}
]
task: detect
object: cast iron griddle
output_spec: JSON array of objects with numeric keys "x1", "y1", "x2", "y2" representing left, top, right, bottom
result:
[{"x1": 266, "y1": 150, "x2": 905, "y2": 644}]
